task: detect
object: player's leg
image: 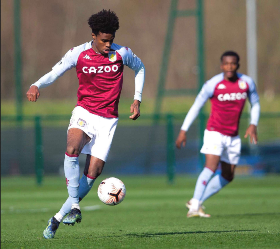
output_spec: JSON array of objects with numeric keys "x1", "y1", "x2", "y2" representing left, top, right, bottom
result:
[
  {"x1": 50, "y1": 155, "x2": 99, "y2": 227},
  {"x1": 78, "y1": 155, "x2": 105, "y2": 201},
  {"x1": 62, "y1": 115, "x2": 117, "y2": 224},
  {"x1": 59, "y1": 154, "x2": 104, "y2": 209},
  {"x1": 76, "y1": 116, "x2": 117, "y2": 202},
  {"x1": 200, "y1": 161, "x2": 235, "y2": 203},
  {"x1": 58, "y1": 128, "x2": 90, "y2": 225},
  {"x1": 187, "y1": 154, "x2": 220, "y2": 217},
  {"x1": 199, "y1": 134, "x2": 240, "y2": 216},
  {"x1": 43, "y1": 128, "x2": 90, "y2": 239},
  {"x1": 186, "y1": 130, "x2": 225, "y2": 217},
  {"x1": 65, "y1": 128, "x2": 91, "y2": 204}
]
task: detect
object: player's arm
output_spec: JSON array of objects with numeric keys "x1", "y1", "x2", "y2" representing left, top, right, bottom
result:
[
  {"x1": 122, "y1": 47, "x2": 145, "y2": 120},
  {"x1": 26, "y1": 48, "x2": 76, "y2": 102},
  {"x1": 244, "y1": 80, "x2": 260, "y2": 144},
  {"x1": 176, "y1": 84, "x2": 211, "y2": 149}
]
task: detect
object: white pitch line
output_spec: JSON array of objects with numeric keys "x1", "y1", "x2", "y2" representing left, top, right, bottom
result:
[
  {"x1": 83, "y1": 205, "x2": 101, "y2": 211},
  {"x1": 1, "y1": 205, "x2": 101, "y2": 214}
]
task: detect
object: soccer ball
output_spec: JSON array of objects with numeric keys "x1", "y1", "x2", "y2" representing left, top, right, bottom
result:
[{"x1": 97, "y1": 177, "x2": 126, "y2": 206}]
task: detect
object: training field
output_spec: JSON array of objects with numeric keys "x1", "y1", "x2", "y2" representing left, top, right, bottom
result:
[{"x1": 1, "y1": 175, "x2": 280, "y2": 249}]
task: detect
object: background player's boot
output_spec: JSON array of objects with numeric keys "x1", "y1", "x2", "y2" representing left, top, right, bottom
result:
[
  {"x1": 187, "y1": 210, "x2": 200, "y2": 218},
  {"x1": 43, "y1": 217, "x2": 60, "y2": 239},
  {"x1": 186, "y1": 199, "x2": 200, "y2": 218},
  {"x1": 62, "y1": 208, "x2": 82, "y2": 225},
  {"x1": 186, "y1": 200, "x2": 192, "y2": 210},
  {"x1": 198, "y1": 206, "x2": 211, "y2": 218}
]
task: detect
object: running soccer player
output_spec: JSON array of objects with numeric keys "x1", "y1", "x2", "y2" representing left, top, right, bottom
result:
[
  {"x1": 176, "y1": 51, "x2": 260, "y2": 218},
  {"x1": 26, "y1": 10, "x2": 145, "y2": 238}
]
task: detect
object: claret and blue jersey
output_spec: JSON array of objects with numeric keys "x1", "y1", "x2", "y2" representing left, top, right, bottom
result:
[
  {"x1": 33, "y1": 41, "x2": 145, "y2": 118},
  {"x1": 181, "y1": 73, "x2": 260, "y2": 136},
  {"x1": 204, "y1": 73, "x2": 259, "y2": 136},
  {"x1": 75, "y1": 44, "x2": 125, "y2": 118}
]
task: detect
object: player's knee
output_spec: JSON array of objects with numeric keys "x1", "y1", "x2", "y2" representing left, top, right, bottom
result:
[{"x1": 66, "y1": 145, "x2": 80, "y2": 156}]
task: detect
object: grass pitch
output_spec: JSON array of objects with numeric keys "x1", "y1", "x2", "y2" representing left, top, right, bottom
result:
[{"x1": 1, "y1": 175, "x2": 280, "y2": 249}]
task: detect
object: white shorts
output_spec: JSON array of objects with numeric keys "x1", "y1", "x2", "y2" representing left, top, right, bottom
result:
[
  {"x1": 200, "y1": 129, "x2": 241, "y2": 165},
  {"x1": 68, "y1": 106, "x2": 118, "y2": 162}
]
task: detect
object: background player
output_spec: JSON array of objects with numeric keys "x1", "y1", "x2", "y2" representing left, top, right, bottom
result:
[
  {"x1": 176, "y1": 51, "x2": 260, "y2": 218},
  {"x1": 26, "y1": 10, "x2": 145, "y2": 238}
]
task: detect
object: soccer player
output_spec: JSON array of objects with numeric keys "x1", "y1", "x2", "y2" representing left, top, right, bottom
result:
[
  {"x1": 26, "y1": 10, "x2": 145, "y2": 238},
  {"x1": 176, "y1": 51, "x2": 260, "y2": 218}
]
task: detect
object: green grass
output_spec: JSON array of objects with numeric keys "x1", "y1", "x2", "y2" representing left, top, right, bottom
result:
[{"x1": 1, "y1": 175, "x2": 280, "y2": 248}]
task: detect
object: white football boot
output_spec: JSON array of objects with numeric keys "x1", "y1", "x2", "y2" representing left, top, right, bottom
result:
[{"x1": 186, "y1": 198, "x2": 211, "y2": 218}]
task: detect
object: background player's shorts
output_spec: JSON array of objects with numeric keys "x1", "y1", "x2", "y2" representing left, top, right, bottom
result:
[
  {"x1": 200, "y1": 129, "x2": 241, "y2": 165},
  {"x1": 68, "y1": 106, "x2": 118, "y2": 162}
]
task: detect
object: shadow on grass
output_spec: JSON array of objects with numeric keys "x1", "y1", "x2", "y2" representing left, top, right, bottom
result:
[{"x1": 126, "y1": 230, "x2": 256, "y2": 238}]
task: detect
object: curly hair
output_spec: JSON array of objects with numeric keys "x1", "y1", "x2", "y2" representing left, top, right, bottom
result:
[
  {"x1": 88, "y1": 9, "x2": 119, "y2": 35},
  {"x1": 221, "y1": 51, "x2": 240, "y2": 63}
]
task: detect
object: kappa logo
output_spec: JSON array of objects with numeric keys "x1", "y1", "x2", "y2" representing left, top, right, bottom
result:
[
  {"x1": 83, "y1": 54, "x2": 92, "y2": 60},
  {"x1": 108, "y1": 51, "x2": 117, "y2": 62},
  {"x1": 77, "y1": 118, "x2": 86, "y2": 127},
  {"x1": 238, "y1": 80, "x2": 247, "y2": 90},
  {"x1": 217, "y1": 84, "x2": 226, "y2": 89}
]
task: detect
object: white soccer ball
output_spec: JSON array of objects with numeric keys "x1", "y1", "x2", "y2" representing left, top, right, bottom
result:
[{"x1": 97, "y1": 177, "x2": 126, "y2": 206}]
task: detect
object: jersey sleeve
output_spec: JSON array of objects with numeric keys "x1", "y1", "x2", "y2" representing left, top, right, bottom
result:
[
  {"x1": 241, "y1": 75, "x2": 260, "y2": 125},
  {"x1": 247, "y1": 80, "x2": 259, "y2": 105},
  {"x1": 31, "y1": 42, "x2": 91, "y2": 89},
  {"x1": 31, "y1": 48, "x2": 77, "y2": 89},
  {"x1": 250, "y1": 101, "x2": 260, "y2": 125},
  {"x1": 181, "y1": 83, "x2": 213, "y2": 131},
  {"x1": 51, "y1": 48, "x2": 77, "y2": 77},
  {"x1": 116, "y1": 46, "x2": 145, "y2": 102}
]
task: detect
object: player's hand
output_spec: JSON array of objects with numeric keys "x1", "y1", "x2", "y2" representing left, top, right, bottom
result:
[
  {"x1": 26, "y1": 85, "x2": 40, "y2": 102},
  {"x1": 176, "y1": 130, "x2": 187, "y2": 149},
  {"x1": 129, "y1": 100, "x2": 141, "y2": 120},
  {"x1": 244, "y1": 124, "x2": 258, "y2": 144}
]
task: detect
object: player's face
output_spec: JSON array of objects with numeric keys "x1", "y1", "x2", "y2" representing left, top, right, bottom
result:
[
  {"x1": 220, "y1": 56, "x2": 239, "y2": 80},
  {"x1": 92, "y1": 32, "x2": 115, "y2": 55}
]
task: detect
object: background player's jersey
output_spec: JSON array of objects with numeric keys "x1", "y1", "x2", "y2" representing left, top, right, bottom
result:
[
  {"x1": 181, "y1": 73, "x2": 259, "y2": 136},
  {"x1": 33, "y1": 41, "x2": 145, "y2": 118},
  {"x1": 201, "y1": 73, "x2": 259, "y2": 136}
]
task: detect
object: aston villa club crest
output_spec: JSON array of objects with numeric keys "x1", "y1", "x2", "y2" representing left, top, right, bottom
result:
[
  {"x1": 77, "y1": 118, "x2": 86, "y2": 127},
  {"x1": 108, "y1": 51, "x2": 117, "y2": 62},
  {"x1": 238, "y1": 80, "x2": 247, "y2": 90}
]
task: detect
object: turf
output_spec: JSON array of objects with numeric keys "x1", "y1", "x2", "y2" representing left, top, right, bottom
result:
[{"x1": 1, "y1": 175, "x2": 280, "y2": 249}]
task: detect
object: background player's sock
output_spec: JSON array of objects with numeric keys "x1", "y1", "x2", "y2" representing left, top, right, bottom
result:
[
  {"x1": 64, "y1": 153, "x2": 80, "y2": 206},
  {"x1": 56, "y1": 174, "x2": 95, "y2": 219},
  {"x1": 78, "y1": 174, "x2": 95, "y2": 201},
  {"x1": 192, "y1": 167, "x2": 214, "y2": 204},
  {"x1": 200, "y1": 174, "x2": 229, "y2": 203}
]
